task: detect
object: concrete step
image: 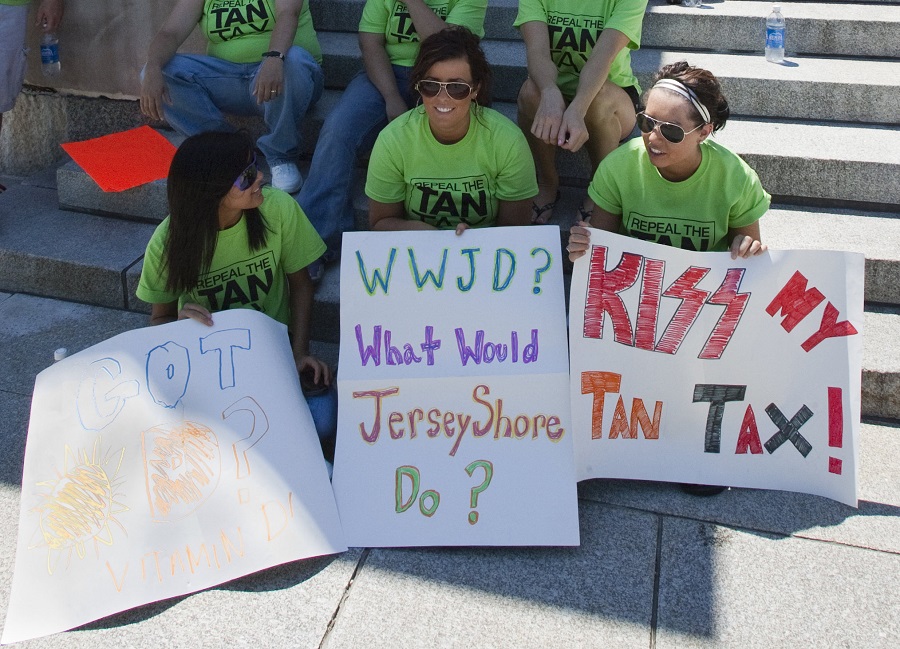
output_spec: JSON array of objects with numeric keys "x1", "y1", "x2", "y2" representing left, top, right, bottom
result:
[
  {"x1": 0, "y1": 184, "x2": 153, "y2": 310},
  {"x1": 642, "y1": 1, "x2": 900, "y2": 58},
  {"x1": 320, "y1": 30, "x2": 900, "y2": 124},
  {"x1": 309, "y1": 0, "x2": 900, "y2": 58},
  {"x1": 56, "y1": 99, "x2": 900, "y2": 221}
]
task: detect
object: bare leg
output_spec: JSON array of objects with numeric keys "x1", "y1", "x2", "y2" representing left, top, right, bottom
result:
[
  {"x1": 581, "y1": 82, "x2": 637, "y2": 215},
  {"x1": 517, "y1": 78, "x2": 560, "y2": 224}
]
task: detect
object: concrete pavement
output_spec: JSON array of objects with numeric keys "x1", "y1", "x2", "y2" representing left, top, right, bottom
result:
[{"x1": 0, "y1": 291, "x2": 897, "y2": 648}]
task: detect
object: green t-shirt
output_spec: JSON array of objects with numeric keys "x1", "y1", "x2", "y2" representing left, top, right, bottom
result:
[
  {"x1": 588, "y1": 138, "x2": 771, "y2": 252},
  {"x1": 514, "y1": 0, "x2": 647, "y2": 98},
  {"x1": 136, "y1": 187, "x2": 326, "y2": 325},
  {"x1": 358, "y1": 0, "x2": 487, "y2": 67},
  {"x1": 201, "y1": 0, "x2": 322, "y2": 64},
  {"x1": 366, "y1": 107, "x2": 538, "y2": 229}
]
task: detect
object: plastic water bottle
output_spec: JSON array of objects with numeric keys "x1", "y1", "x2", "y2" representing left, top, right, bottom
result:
[
  {"x1": 765, "y1": 5, "x2": 785, "y2": 63},
  {"x1": 40, "y1": 32, "x2": 61, "y2": 77}
]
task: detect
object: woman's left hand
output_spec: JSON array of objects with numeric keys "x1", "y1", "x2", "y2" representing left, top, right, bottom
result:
[
  {"x1": 730, "y1": 234, "x2": 767, "y2": 259},
  {"x1": 254, "y1": 56, "x2": 285, "y2": 104},
  {"x1": 296, "y1": 354, "x2": 332, "y2": 387},
  {"x1": 559, "y1": 105, "x2": 589, "y2": 152}
]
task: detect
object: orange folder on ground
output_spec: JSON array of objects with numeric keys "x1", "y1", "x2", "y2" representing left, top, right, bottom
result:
[{"x1": 61, "y1": 126, "x2": 177, "y2": 192}]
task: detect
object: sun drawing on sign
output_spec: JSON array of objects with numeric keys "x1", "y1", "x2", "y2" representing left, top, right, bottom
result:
[{"x1": 29, "y1": 438, "x2": 129, "y2": 575}]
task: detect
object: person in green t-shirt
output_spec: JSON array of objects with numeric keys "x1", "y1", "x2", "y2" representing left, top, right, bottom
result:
[
  {"x1": 297, "y1": 0, "x2": 487, "y2": 281},
  {"x1": 514, "y1": 0, "x2": 648, "y2": 224},
  {"x1": 366, "y1": 26, "x2": 538, "y2": 233},
  {"x1": 0, "y1": 0, "x2": 63, "y2": 150},
  {"x1": 567, "y1": 62, "x2": 769, "y2": 496},
  {"x1": 140, "y1": 0, "x2": 323, "y2": 194},
  {"x1": 136, "y1": 131, "x2": 337, "y2": 441}
]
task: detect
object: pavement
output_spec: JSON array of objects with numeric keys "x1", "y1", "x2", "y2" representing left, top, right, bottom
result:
[{"x1": 0, "y1": 291, "x2": 897, "y2": 648}]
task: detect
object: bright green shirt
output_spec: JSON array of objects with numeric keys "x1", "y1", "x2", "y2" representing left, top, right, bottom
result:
[
  {"x1": 514, "y1": 0, "x2": 647, "y2": 98},
  {"x1": 358, "y1": 0, "x2": 487, "y2": 67},
  {"x1": 588, "y1": 138, "x2": 770, "y2": 252},
  {"x1": 137, "y1": 188, "x2": 326, "y2": 325},
  {"x1": 201, "y1": 0, "x2": 322, "y2": 64},
  {"x1": 366, "y1": 107, "x2": 538, "y2": 229}
]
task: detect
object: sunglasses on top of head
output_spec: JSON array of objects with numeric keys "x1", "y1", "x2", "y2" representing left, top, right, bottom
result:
[
  {"x1": 636, "y1": 112, "x2": 704, "y2": 144},
  {"x1": 233, "y1": 153, "x2": 258, "y2": 191},
  {"x1": 415, "y1": 80, "x2": 474, "y2": 101}
]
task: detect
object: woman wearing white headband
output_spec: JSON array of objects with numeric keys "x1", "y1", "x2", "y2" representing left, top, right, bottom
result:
[
  {"x1": 568, "y1": 61, "x2": 769, "y2": 261},
  {"x1": 567, "y1": 62, "x2": 769, "y2": 496}
]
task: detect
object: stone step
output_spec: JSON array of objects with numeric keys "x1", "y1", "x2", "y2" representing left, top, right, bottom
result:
[
  {"x1": 56, "y1": 99, "x2": 900, "y2": 221},
  {"x1": 0, "y1": 183, "x2": 152, "y2": 310},
  {"x1": 319, "y1": 31, "x2": 900, "y2": 124},
  {"x1": 309, "y1": 0, "x2": 900, "y2": 58},
  {"x1": 642, "y1": 1, "x2": 900, "y2": 58}
]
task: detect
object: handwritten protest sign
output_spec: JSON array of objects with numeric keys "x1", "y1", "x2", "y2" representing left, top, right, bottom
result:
[
  {"x1": 332, "y1": 228, "x2": 579, "y2": 546},
  {"x1": 569, "y1": 229, "x2": 863, "y2": 506},
  {"x1": 2, "y1": 310, "x2": 346, "y2": 644}
]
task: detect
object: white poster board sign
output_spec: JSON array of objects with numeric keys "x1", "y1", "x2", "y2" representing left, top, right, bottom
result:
[
  {"x1": 3, "y1": 310, "x2": 346, "y2": 644},
  {"x1": 333, "y1": 228, "x2": 579, "y2": 547},
  {"x1": 569, "y1": 229, "x2": 863, "y2": 506}
]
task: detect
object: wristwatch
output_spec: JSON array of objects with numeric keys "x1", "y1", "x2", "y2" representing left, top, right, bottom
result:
[{"x1": 261, "y1": 51, "x2": 285, "y2": 61}]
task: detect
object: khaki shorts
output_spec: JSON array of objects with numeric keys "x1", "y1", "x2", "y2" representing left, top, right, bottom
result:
[{"x1": 0, "y1": 5, "x2": 29, "y2": 113}]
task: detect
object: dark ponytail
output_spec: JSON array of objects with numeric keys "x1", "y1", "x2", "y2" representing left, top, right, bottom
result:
[{"x1": 654, "y1": 61, "x2": 730, "y2": 132}]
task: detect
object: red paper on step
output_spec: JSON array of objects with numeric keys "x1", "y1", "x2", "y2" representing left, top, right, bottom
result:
[{"x1": 61, "y1": 126, "x2": 177, "y2": 192}]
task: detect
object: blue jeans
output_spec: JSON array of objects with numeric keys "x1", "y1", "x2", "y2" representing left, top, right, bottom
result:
[
  {"x1": 297, "y1": 66, "x2": 415, "y2": 254},
  {"x1": 158, "y1": 47, "x2": 323, "y2": 166},
  {"x1": 306, "y1": 383, "x2": 338, "y2": 442}
]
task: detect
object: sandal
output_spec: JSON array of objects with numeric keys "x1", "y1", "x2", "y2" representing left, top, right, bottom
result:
[{"x1": 531, "y1": 189, "x2": 561, "y2": 225}]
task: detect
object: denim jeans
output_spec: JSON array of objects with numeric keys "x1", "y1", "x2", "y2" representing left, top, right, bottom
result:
[
  {"x1": 159, "y1": 47, "x2": 323, "y2": 166},
  {"x1": 297, "y1": 66, "x2": 415, "y2": 254},
  {"x1": 305, "y1": 383, "x2": 338, "y2": 442}
]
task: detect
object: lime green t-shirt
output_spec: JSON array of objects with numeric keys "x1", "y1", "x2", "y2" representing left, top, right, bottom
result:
[
  {"x1": 136, "y1": 188, "x2": 326, "y2": 325},
  {"x1": 201, "y1": 0, "x2": 322, "y2": 64},
  {"x1": 514, "y1": 0, "x2": 647, "y2": 98},
  {"x1": 588, "y1": 138, "x2": 770, "y2": 252},
  {"x1": 358, "y1": 0, "x2": 487, "y2": 67},
  {"x1": 366, "y1": 107, "x2": 538, "y2": 229}
]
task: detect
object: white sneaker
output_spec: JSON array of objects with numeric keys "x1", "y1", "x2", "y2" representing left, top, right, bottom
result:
[{"x1": 270, "y1": 162, "x2": 303, "y2": 194}]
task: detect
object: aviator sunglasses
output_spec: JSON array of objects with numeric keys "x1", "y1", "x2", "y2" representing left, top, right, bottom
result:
[
  {"x1": 415, "y1": 79, "x2": 474, "y2": 100},
  {"x1": 636, "y1": 112, "x2": 704, "y2": 144},
  {"x1": 233, "y1": 153, "x2": 258, "y2": 191}
]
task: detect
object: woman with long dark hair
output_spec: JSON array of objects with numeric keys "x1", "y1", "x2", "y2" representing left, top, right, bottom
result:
[
  {"x1": 366, "y1": 26, "x2": 538, "y2": 233},
  {"x1": 137, "y1": 131, "x2": 335, "y2": 438}
]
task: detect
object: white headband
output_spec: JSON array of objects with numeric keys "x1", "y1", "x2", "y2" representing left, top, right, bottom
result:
[{"x1": 652, "y1": 78, "x2": 711, "y2": 124}]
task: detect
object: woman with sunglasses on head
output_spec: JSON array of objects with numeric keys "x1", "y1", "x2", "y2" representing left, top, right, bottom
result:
[
  {"x1": 567, "y1": 62, "x2": 769, "y2": 497},
  {"x1": 568, "y1": 61, "x2": 769, "y2": 260},
  {"x1": 515, "y1": 0, "x2": 649, "y2": 224},
  {"x1": 367, "y1": 26, "x2": 538, "y2": 233},
  {"x1": 136, "y1": 131, "x2": 337, "y2": 441}
]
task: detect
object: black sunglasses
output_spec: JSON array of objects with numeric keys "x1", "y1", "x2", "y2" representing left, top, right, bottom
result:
[
  {"x1": 233, "y1": 153, "x2": 258, "y2": 191},
  {"x1": 415, "y1": 80, "x2": 474, "y2": 101},
  {"x1": 636, "y1": 112, "x2": 704, "y2": 144}
]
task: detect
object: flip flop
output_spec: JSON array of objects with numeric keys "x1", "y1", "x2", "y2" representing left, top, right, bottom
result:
[{"x1": 531, "y1": 190, "x2": 561, "y2": 225}]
